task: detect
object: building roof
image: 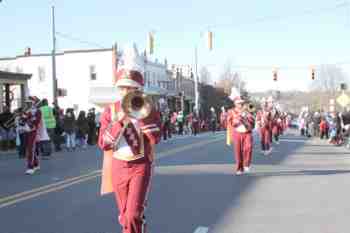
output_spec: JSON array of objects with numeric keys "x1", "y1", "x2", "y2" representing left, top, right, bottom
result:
[
  {"x1": 0, "y1": 70, "x2": 32, "y2": 81},
  {"x1": 0, "y1": 48, "x2": 113, "y2": 61},
  {"x1": 0, "y1": 48, "x2": 169, "y2": 67}
]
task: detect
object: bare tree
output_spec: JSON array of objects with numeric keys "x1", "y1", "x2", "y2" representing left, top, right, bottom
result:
[
  {"x1": 199, "y1": 67, "x2": 211, "y2": 84},
  {"x1": 310, "y1": 64, "x2": 349, "y2": 93},
  {"x1": 216, "y1": 61, "x2": 246, "y2": 95},
  {"x1": 306, "y1": 64, "x2": 349, "y2": 110}
]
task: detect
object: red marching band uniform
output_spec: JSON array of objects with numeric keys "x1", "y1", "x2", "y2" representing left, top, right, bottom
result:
[
  {"x1": 256, "y1": 98, "x2": 272, "y2": 155},
  {"x1": 98, "y1": 45, "x2": 161, "y2": 233},
  {"x1": 227, "y1": 88, "x2": 255, "y2": 175},
  {"x1": 25, "y1": 96, "x2": 42, "y2": 175},
  {"x1": 271, "y1": 107, "x2": 284, "y2": 143}
]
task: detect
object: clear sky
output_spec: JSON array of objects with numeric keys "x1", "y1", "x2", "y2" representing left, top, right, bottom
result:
[{"x1": 1, "y1": 0, "x2": 350, "y2": 92}]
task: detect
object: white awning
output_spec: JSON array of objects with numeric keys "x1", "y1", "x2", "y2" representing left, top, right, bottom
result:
[{"x1": 88, "y1": 86, "x2": 120, "y2": 106}]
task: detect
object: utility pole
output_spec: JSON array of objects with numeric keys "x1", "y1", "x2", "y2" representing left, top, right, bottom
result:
[
  {"x1": 52, "y1": 6, "x2": 58, "y2": 106},
  {"x1": 194, "y1": 46, "x2": 199, "y2": 116}
]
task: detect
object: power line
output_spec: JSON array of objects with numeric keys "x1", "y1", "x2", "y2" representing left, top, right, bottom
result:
[
  {"x1": 55, "y1": 31, "x2": 106, "y2": 49},
  {"x1": 203, "y1": 62, "x2": 350, "y2": 71},
  {"x1": 208, "y1": 1, "x2": 350, "y2": 30}
]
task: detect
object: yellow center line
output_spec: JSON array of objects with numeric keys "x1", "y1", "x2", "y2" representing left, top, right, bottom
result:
[
  {"x1": 0, "y1": 170, "x2": 100, "y2": 204},
  {"x1": 0, "y1": 174, "x2": 101, "y2": 209},
  {"x1": 0, "y1": 136, "x2": 222, "y2": 208}
]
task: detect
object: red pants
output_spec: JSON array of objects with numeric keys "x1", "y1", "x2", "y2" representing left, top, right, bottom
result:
[
  {"x1": 259, "y1": 128, "x2": 271, "y2": 151},
  {"x1": 232, "y1": 131, "x2": 253, "y2": 172},
  {"x1": 272, "y1": 126, "x2": 280, "y2": 142},
  {"x1": 112, "y1": 157, "x2": 152, "y2": 233},
  {"x1": 26, "y1": 131, "x2": 39, "y2": 169}
]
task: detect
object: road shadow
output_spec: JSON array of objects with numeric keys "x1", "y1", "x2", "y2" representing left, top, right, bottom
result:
[
  {"x1": 291, "y1": 151, "x2": 350, "y2": 155},
  {"x1": 146, "y1": 164, "x2": 350, "y2": 233},
  {"x1": 148, "y1": 130, "x2": 350, "y2": 233},
  {"x1": 148, "y1": 172, "x2": 253, "y2": 233},
  {"x1": 247, "y1": 169, "x2": 350, "y2": 177}
]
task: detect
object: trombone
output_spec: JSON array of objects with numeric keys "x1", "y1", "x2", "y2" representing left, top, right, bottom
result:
[
  {"x1": 244, "y1": 101, "x2": 256, "y2": 114},
  {"x1": 3, "y1": 99, "x2": 43, "y2": 129},
  {"x1": 121, "y1": 90, "x2": 153, "y2": 120}
]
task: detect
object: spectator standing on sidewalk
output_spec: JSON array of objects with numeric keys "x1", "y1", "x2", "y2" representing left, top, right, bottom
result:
[
  {"x1": 210, "y1": 107, "x2": 217, "y2": 133},
  {"x1": 312, "y1": 111, "x2": 321, "y2": 137},
  {"x1": 0, "y1": 106, "x2": 14, "y2": 151},
  {"x1": 170, "y1": 111, "x2": 177, "y2": 134},
  {"x1": 161, "y1": 109, "x2": 172, "y2": 141},
  {"x1": 39, "y1": 99, "x2": 56, "y2": 158},
  {"x1": 63, "y1": 108, "x2": 76, "y2": 151},
  {"x1": 95, "y1": 110, "x2": 101, "y2": 142},
  {"x1": 76, "y1": 111, "x2": 89, "y2": 149},
  {"x1": 87, "y1": 108, "x2": 96, "y2": 145},
  {"x1": 53, "y1": 103, "x2": 63, "y2": 152},
  {"x1": 192, "y1": 112, "x2": 199, "y2": 136},
  {"x1": 177, "y1": 110, "x2": 184, "y2": 135},
  {"x1": 319, "y1": 117, "x2": 328, "y2": 140},
  {"x1": 15, "y1": 108, "x2": 30, "y2": 158}
]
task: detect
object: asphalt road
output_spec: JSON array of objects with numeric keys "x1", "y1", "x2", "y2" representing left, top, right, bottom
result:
[{"x1": 1, "y1": 130, "x2": 350, "y2": 233}]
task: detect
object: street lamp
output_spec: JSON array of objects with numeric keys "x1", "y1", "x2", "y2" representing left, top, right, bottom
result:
[{"x1": 194, "y1": 30, "x2": 213, "y2": 116}]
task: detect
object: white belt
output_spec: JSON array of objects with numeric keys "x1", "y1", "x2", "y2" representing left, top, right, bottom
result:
[
  {"x1": 112, "y1": 151, "x2": 145, "y2": 161},
  {"x1": 235, "y1": 124, "x2": 248, "y2": 133}
]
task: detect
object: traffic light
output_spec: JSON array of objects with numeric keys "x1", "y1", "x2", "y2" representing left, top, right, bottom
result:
[
  {"x1": 311, "y1": 68, "x2": 315, "y2": 80},
  {"x1": 57, "y1": 88, "x2": 67, "y2": 97},
  {"x1": 148, "y1": 32, "x2": 154, "y2": 54},
  {"x1": 273, "y1": 70, "x2": 278, "y2": 81},
  {"x1": 208, "y1": 31, "x2": 213, "y2": 51},
  {"x1": 341, "y1": 83, "x2": 347, "y2": 90}
]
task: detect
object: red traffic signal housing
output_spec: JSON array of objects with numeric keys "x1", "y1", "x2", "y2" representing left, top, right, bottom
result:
[
  {"x1": 311, "y1": 69, "x2": 315, "y2": 80},
  {"x1": 273, "y1": 71, "x2": 278, "y2": 81},
  {"x1": 57, "y1": 88, "x2": 67, "y2": 97}
]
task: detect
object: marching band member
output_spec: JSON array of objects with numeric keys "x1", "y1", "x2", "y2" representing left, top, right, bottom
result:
[
  {"x1": 98, "y1": 44, "x2": 161, "y2": 233},
  {"x1": 256, "y1": 98, "x2": 272, "y2": 155},
  {"x1": 227, "y1": 88, "x2": 255, "y2": 175},
  {"x1": 271, "y1": 105, "x2": 281, "y2": 144},
  {"x1": 281, "y1": 111, "x2": 288, "y2": 132},
  {"x1": 267, "y1": 96, "x2": 275, "y2": 144},
  {"x1": 25, "y1": 96, "x2": 42, "y2": 175}
]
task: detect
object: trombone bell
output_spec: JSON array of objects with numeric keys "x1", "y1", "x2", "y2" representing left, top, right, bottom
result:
[{"x1": 121, "y1": 90, "x2": 153, "y2": 120}]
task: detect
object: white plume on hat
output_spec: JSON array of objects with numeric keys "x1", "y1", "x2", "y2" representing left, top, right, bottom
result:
[
  {"x1": 260, "y1": 97, "x2": 266, "y2": 103},
  {"x1": 267, "y1": 96, "x2": 274, "y2": 102},
  {"x1": 275, "y1": 103, "x2": 282, "y2": 111},
  {"x1": 119, "y1": 42, "x2": 144, "y2": 73}
]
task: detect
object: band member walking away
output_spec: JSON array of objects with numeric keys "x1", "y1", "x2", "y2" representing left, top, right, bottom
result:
[
  {"x1": 256, "y1": 98, "x2": 272, "y2": 156},
  {"x1": 227, "y1": 88, "x2": 255, "y2": 175},
  {"x1": 98, "y1": 44, "x2": 161, "y2": 233},
  {"x1": 271, "y1": 107, "x2": 281, "y2": 145},
  {"x1": 266, "y1": 96, "x2": 274, "y2": 144}
]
